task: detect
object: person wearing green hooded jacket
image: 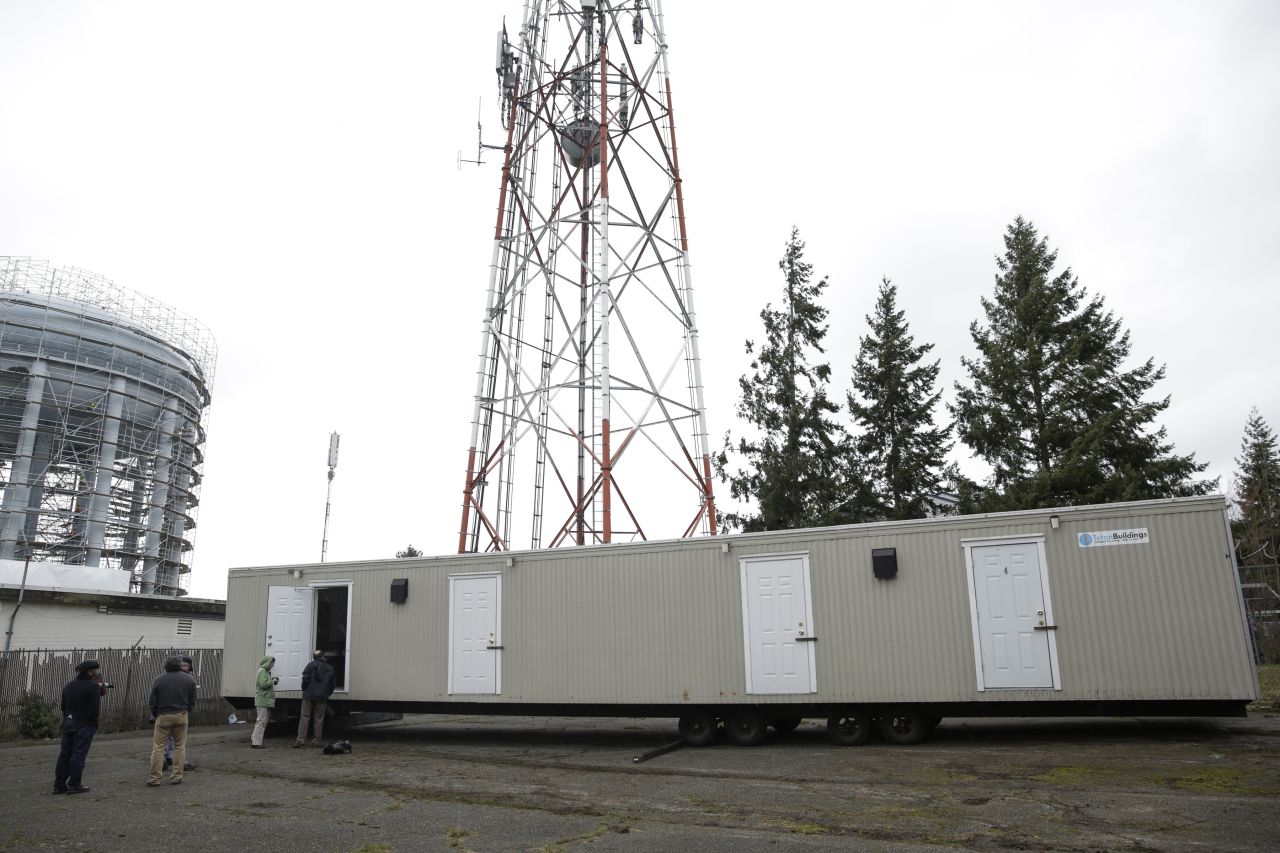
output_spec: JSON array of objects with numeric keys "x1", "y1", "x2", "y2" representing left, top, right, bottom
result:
[{"x1": 251, "y1": 655, "x2": 277, "y2": 748}]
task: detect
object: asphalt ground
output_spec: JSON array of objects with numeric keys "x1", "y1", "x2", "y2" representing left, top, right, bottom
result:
[{"x1": 2, "y1": 712, "x2": 1278, "y2": 852}]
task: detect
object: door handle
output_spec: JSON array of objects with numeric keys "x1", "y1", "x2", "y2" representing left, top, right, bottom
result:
[
  {"x1": 485, "y1": 645, "x2": 505, "y2": 650},
  {"x1": 795, "y1": 636, "x2": 818, "y2": 643},
  {"x1": 1033, "y1": 625, "x2": 1057, "y2": 631}
]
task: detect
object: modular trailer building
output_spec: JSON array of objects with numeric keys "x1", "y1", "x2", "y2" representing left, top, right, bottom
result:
[{"x1": 223, "y1": 496, "x2": 1259, "y2": 745}]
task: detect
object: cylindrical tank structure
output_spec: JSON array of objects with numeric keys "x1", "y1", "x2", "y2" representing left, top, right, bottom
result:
[{"x1": 0, "y1": 258, "x2": 216, "y2": 596}]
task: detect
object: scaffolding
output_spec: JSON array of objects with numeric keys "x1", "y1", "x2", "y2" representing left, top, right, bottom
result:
[
  {"x1": 0, "y1": 257, "x2": 216, "y2": 595},
  {"x1": 458, "y1": 1, "x2": 718, "y2": 553}
]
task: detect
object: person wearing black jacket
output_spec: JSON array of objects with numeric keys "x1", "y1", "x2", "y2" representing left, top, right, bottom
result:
[
  {"x1": 147, "y1": 656, "x2": 197, "y2": 786},
  {"x1": 53, "y1": 660, "x2": 102, "y2": 795},
  {"x1": 293, "y1": 650, "x2": 336, "y2": 747}
]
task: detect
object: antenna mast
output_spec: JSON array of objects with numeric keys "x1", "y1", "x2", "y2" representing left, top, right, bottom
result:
[
  {"x1": 458, "y1": 0, "x2": 717, "y2": 553},
  {"x1": 320, "y1": 431, "x2": 340, "y2": 562}
]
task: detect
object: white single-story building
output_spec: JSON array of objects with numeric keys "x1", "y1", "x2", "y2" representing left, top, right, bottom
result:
[{"x1": 1, "y1": 560, "x2": 224, "y2": 650}]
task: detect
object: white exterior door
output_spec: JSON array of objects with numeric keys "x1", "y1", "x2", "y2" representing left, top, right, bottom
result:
[
  {"x1": 449, "y1": 574, "x2": 500, "y2": 695},
  {"x1": 266, "y1": 585, "x2": 314, "y2": 692},
  {"x1": 969, "y1": 542, "x2": 1055, "y2": 689},
  {"x1": 740, "y1": 555, "x2": 817, "y2": 694}
]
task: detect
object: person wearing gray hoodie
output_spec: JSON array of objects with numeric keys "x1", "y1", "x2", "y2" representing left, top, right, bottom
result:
[{"x1": 251, "y1": 655, "x2": 277, "y2": 748}]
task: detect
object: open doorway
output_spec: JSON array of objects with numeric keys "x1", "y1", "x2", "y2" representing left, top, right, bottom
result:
[{"x1": 313, "y1": 584, "x2": 350, "y2": 691}]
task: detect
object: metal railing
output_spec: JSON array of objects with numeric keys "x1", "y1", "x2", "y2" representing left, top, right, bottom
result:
[{"x1": 0, "y1": 647, "x2": 229, "y2": 736}]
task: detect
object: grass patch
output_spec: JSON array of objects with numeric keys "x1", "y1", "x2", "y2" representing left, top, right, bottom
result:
[
  {"x1": 548, "y1": 820, "x2": 633, "y2": 847},
  {"x1": 1249, "y1": 663, "x2": 1280, "y2": 713},
  {"x1": 446, "y1": 826, "x2": 475, "y2": 853},
  {"x1": 764, "y1": 819, "x2": 830, "y2": 836},
  {"x1": 1171, "y1": 767, "x2": 1278, "y2": 795},
  {"x1": 1174, "y1": 767, "x2": 1246, "y2": 793},
  {"x1": 353, "y1": 846, "x2": 393, "y2": 853},
  {"x1": 1031, "y1": 765, "x2": 1121, "y2": 785}
]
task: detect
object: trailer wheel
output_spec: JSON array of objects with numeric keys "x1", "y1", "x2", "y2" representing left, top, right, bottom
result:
[
  {"x1": 724, "y1": 709, "x2": 768, "y2": 746},
  {"x1": 826, "y1": 709, "x2": 872, "y2": 746},
  {"x1": 878, "y1": 709, "x2": 928, "y2": 745},
  {"x1": 769, "y1": 716, "x2": 802, "y2": 735},
  {"x1": 678, "y1": 711, "x2": 718, "y2": 747}
]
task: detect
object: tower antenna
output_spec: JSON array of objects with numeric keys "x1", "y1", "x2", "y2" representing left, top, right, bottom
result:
[
  {"x1": 458, "y1": 22, "x2": 518, "y2": 169},
  {"x1": 320, "y1": 431, "x2": 340, "y2": 562}
]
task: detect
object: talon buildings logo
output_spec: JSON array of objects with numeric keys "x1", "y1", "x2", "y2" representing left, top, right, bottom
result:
[{"x1": 1077, "y1": 528, "x2": 1150, "y2": 548}]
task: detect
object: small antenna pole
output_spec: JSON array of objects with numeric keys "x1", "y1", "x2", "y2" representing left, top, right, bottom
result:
[
  {"x1": 320, "y1": 432, "x2": 340, "y2": 562},
  {"x1": 458, "y1": 25, "x2": 519, "y2": 169}
]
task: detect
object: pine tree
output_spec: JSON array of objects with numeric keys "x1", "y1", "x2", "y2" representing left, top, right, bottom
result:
[
  {"x1": 848, "y1": 278, "x2": 952, "y2": 520},
  {"x1": 1232, "y1": 408, "x2": 1280, "y2": 566},
  {"x1": 717, "y1": 228, "x2": 857, "y2": 531},
  {"x1": 950, "y1": 217, "x2": 1212, "y2": 511},
  {"x1": 395, "y1": 545, "x2": 423, "y2": 558}
]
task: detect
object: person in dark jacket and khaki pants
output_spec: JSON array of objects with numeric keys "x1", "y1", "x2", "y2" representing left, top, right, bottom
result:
[
  {"x1": 294, "y1": 650, "x2": 337, "y2": 747},
  {"x1": 148, "y1": 656, "x2": 197, "y2": 786}
]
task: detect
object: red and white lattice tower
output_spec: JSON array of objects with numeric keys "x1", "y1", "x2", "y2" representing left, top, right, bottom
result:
[{"x1": 459, "y1": 0, "x2": 716, "y2": 552}]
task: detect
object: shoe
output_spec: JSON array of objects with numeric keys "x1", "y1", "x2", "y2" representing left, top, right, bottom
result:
[
  {"x1": 308, "y1": 740, "x2": 322, "y2": 747},
  {"x1": 170, "y1": 778, "x2": 182, "y2": 785},
  {"x1": 65, "y1": 785, "x2": 89, "y2": 794},
  {"x1": 291, "y1": 741, "x2": 305, "y2": 748},
  {"x1": 250, "y1": 744, "x2": 265, "y2": 749},
  {"x1": 147, "y1": 781, "x2": 161, "y2": 787},
  {"x1": 52, "y1": 787, "x2": 67, "y2": 795},
  {"x1": 183, "y1": 762, "x2": 195, "y2": 771}
]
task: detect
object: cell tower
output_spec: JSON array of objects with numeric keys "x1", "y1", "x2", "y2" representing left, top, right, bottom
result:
[
  {"x1": 459, "y1": 0, "x2": 716, "y2": 553},
  {"x1": 320, "y1": 431, "x2": 339, "y2": 562}
]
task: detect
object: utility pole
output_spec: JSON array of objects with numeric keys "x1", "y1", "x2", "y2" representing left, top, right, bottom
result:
[
  {"x1": 320, "y1": 432, "x2": 340, "y2": 562},
  {"x1": 3, "y1": 534, "x2": 33, "y2": 654}
]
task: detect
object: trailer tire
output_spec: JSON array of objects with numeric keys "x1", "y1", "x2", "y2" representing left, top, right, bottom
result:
[
  {"x1": 826, "y1": 709, "x2": 872, "y2": 746},
  {"x1": 678, "y1": 711, "x2": 718, "y2": 747},
  {"x1": 878, "y1": 709, "x2": 928, "y2": 745},
  {"x1": 769, "y1": 716, "x2": 802, "y2": 735},
  {"x1": 724, "y1": 708, "x2": 768, "y2": 746}
]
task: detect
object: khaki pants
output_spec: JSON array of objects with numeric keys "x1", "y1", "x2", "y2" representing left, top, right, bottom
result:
[
  {"x1": 149, "y1": 712, "x2": 188, "y2": 783},
  {"x1": 251, "y1": 706, "x2": 271, "y2": 746},
  {"x1": 296, "y1": 699, "x2": 328, "y2": 743}
]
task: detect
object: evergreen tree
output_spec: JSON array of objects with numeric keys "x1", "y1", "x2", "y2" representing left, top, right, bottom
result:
[
  {"x1": 717, "y1": 228, "x2": 858, "y2": 531},
  {"x1": 848, "y1": 278, "x2": 952, "y2": 520},
  {"x1": 1232, "y1": 408, "x2": 1280, "y2": 566},
  {"x1": 395, "y1": 544, "x2": 423, "y2": 558},
  {"x1": 950, "y1": 217, "x2": 1212, "y2": 511}
]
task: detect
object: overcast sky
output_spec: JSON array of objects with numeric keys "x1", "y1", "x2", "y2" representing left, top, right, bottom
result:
[{"x1": 2, "y1": 1, "x2": 1277, "y2": 600}]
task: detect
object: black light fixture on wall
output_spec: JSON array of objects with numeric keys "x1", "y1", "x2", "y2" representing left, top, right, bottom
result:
[
  {"x1": 872, "y1": 548, "x2": 898, "y2": 580},
  {"x1": 390, "y1": 578, "x2": 409, "y2": 604}
]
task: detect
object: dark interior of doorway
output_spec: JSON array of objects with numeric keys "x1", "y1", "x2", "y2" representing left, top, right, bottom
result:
[{"x1": 315, "y1": 586, "x2": 348, "y2": 690}]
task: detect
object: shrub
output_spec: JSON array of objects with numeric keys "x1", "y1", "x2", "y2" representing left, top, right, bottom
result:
[{"x1": 18, "y1": 691, "x2": 60, "y2": 739}]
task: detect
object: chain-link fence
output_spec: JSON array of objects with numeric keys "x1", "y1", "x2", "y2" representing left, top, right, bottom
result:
[
  {"x1": 1240, "y1": 564, "x2": 1280, "y2": 664},
  {"x1": 0, "y1": 647, "x2": 230, "y2": 737}
]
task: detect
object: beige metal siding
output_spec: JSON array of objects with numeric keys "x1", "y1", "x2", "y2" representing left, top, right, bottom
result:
[{"x1": 223, "y1": 497, "x2": 1258, "y2": 706}]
